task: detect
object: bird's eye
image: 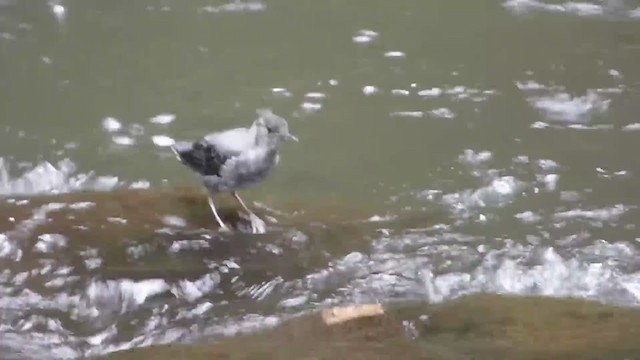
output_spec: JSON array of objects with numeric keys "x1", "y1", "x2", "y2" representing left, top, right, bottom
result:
[{"x1": 267, "y1": 127, "x2": 275, "y2": 133}]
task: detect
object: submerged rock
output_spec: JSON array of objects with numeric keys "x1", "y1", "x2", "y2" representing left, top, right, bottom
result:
[{"x1": 0, "y1": 187, "x2": 386, "y2": 282}]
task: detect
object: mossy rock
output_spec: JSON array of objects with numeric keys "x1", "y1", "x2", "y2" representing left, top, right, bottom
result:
[{"x1": 101, "y1": 294, "x2": 640, "y2": 360}]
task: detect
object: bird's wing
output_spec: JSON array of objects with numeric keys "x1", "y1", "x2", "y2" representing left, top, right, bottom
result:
[
  {"x1": 203, "y1": 127, "x2": 255, "y2": 155},
  {"x1": 218, "y1": 147, "x2": 272, "y2": 181},
  {"x1": 171, "y1": 139, "x2": 236, "y2": 177}
]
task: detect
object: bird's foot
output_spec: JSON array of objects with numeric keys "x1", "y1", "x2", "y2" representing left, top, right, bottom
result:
[
  {"x1": 218, "y1": 224, "x2": 232, "y2": 233},
  {"x1": 249, "y1": 213, "x2": 267, "y2": 234},
  {"x1": 237, "y1": 211, "x2": 266, "y2": 233},
  {"x1": 239, "y1": 212, "x2": 266, "y2": 234}
]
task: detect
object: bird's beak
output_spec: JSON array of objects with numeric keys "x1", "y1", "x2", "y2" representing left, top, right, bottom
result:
[{"x1": 287, "y1": 133, "x2": 299, "y2": 142}]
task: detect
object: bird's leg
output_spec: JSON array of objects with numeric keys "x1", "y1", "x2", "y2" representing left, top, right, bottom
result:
[
  {"x1": 232, "y1": 192, "x2": 266, "y2": 234},
  {"x1": 207, "y1": 195, "x2": 230, "y2": 232}
]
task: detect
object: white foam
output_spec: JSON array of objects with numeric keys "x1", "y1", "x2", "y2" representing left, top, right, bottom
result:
[
  {"x1": 362, "y1": 85, "x2": 381, "y2": 96},
  {"x1": 442, "y1": 176, "x2": 526, "y2": 217},
  {"x1": 515, "y1": 80, "x2": 547, "y2": 90},
  {"x1": 528, "y1": 90, "x2": 610, "y2": 122},
  {"x1": 608, "y1": 69, "x2": 622, "y2": 79},
  {"x1": 430, "y1": 108, "x2": 455, "y2": 119},
  {"x1": 172, "y1": 273, "x2": 222, "y2": 302},
  {"x1": 384, "y1": 51, "x2": 406, "y2": 58},
  {"x1": 151, "y1": 135, "x2": 175, "y2": 147},
  {"x1": 176, "y1": 302, "x2": 214, "y2": 320},
  {"x1": 94, "y1": 176, "x2": 119, "y2": 191},
  {"x1": 111, "y1": 135, "x2": 135, "y2": 146},
  {"x1": 0, "y1": 158, "x2": 114, "y2": 196},
  {"x1": 352, "y1": 29, "x2": 379, "y2": 44},
  {"x1": 278, "y1": 294, "x2": 309, "y2": 308},
  {"x1": 51, "y1": 3, "x2": 66, "y2": 21},
  {"x1": 368, "y1": 214, "x2": 397, "y2": 222},
  {"x1": 317, "y1": 235, "x2": 640, "y2": 306},
  {"x1": 530, "y1": 121, "x2": 550, "y2": 129},
  {"x1": 515, "y1": 211, "x2": 542, "y2": 223},
  {"x1": 129, "y1": 180, "x2": 150, "y2": 190},
  {"x1": 34, "y1": 234, "x2": 68, "y2": 253},
  {"x1": 417, "y1": 88, "x2": 442, "y2": 97},
  {"x1": 504, "y1": 0, "x2": 605, "y2": 17},
  {"x1": 536, "y1": 159, "x2": 559, "y2": 171},
  {"x1": 161, "y1": 215, "x2": 187, "y2": 228},
  {"x1": 84, "y1": 256, "x2": 102, "y2": 270},
  {"x1": 566, "y1": 124, "x2": 613, "y2": 131},
  {"x1": 553, "y1": 204, "x2": 628, "y2": 222},
  {"x1": 200, "y1": 1, "x2": 266, "y2": 13},
  {"x1": 458, "y1": 149, "x2": 493, "y2": 166},
  {"x1": 0, "y1": 234, "x2": 17, "y2": 259},
  {"x1": 563, "y1": 2, "x2": 604, "y2": 16},
  {"x1": 304, "y1": 92, "x2": 326, "y2": 99},
  {"x1": 81, "y1": 279, "x2": 170, "y2": 317},
  {"x1": 391, "y1": 89, "x2": 410, "y2": 96},
  {"x1": 445, "y1": 85, "x2": 467, "y2": 95},
  {"x1": 168, "y1": 240, "x2": 211, "y2": 253},
  {"x1": 541, "y1": 173, "x2": 559, "y2": 191},
  {"x1": 390, "y1": 111, "x2": 424, "y2": 118},
  {"x1": 301, "y1": 102, "x2": 322, "y2": 112},
  {"x1": 239, "y1": 277, "x2": 284, "y2": 301},
  {"x1": 149, "y1": 113, "x2": 176, "y2": 125},
  {"x1": 271, "y1": 88, "x2": 292, "y2": 97},
  {"x1": 622, "y1": 123, "x2": 640, "y2": 132},
  {"x1": 69, "y1": 202, "x2": 95, "y2": 210}
]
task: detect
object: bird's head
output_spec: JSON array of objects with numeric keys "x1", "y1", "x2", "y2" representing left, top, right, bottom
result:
[{"x1": 254, "y1": 108, "x2": 299, "y2": 145}]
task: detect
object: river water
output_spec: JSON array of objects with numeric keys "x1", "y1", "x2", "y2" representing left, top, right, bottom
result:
[{"x1": 1, "y1": 0, "x2": 640, "y2": 358}]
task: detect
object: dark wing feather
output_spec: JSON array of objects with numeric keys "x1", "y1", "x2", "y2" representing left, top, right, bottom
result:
[{"x1": 172, "y1": 140, "x2": 232, "y2": 176}]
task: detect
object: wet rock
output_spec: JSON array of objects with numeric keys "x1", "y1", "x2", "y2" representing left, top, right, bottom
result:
[
  {"x1": 102, "y1": 294, "x2": 640, "y2": 360},
  {"x1": 0, "y1": 187, "x2": 387, "y2": 297}
]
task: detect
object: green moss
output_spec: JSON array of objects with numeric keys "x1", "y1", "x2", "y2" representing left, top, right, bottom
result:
[{"x1": 102, "y1": 294, "x2": 640, "y2": 360}]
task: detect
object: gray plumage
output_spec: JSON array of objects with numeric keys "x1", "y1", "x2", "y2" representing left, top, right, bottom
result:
[{"x1": 171, "y1": 108, "x2": 298, "y2": 233}]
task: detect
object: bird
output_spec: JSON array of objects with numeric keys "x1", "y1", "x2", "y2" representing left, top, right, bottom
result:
[{"x1": 170, "y1": 108, "x2": 298, "y2": 234}]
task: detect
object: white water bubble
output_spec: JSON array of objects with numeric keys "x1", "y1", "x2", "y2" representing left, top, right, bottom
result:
[
  {"x1": 34, "y1": 233, "x2": 68, "y2": 253},
  {"x1": 352, "y1": 29, "x2": 379, "y2": 44},
  {"x1": 390, "y1": 111, "x2": 424, "y2": 118},
  {"x1": 362, "y1": 85, "x2": 380, "y2": 96},
  {"x1": 391, "y1": 89, "x2": 410, "y2": 96},
  {"x1": 301, "y1": 102, "x2": 322, "y2": 113},
  {"x1": 102, "y1": 117, "x2": 122, "y2": 132},
  {"x1": 149, "y1": 113, "x2": 176, "y2": 125},
  {"x1": 418, "y1": 88, "x2": 443, "y2": 97},
  {"x1": 430, "y1": 108, "x2": 455, "y2": 119},
  {"x1": 111, "y1": 135, "x2": 135, "y2": 146},
  {"x1": 271, "y1": 88, "x2": 292, "y2": 97},
  {"x1": 129, "y1": 180, "x2": 150, "y2": 190},
  {"x1": 51, "y1": 4, "x2": 66, "y2": 22},
  {"x1": 528, "y1": 90, "x2": 610, "y2": 123},
  {"x1": 151, "y1": 135, "x2": 175, "y2": 147},
  {"x1": 384, "y1": 51, "x2": 406, "y2": 58},
  {"x1": 304, "y1": 92, "x2": 326, "y2": 99},
  {"x1": 622, "y1": 123, "x2": 640, "y2": 132},
  {"x1": 542, "y1": 174, "x2": 559, "y2": 191}
]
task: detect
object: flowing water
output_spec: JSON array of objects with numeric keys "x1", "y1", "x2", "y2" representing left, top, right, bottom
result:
[{"x1": 2, "y1": 0, "x2": 640, "y2": 358}]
